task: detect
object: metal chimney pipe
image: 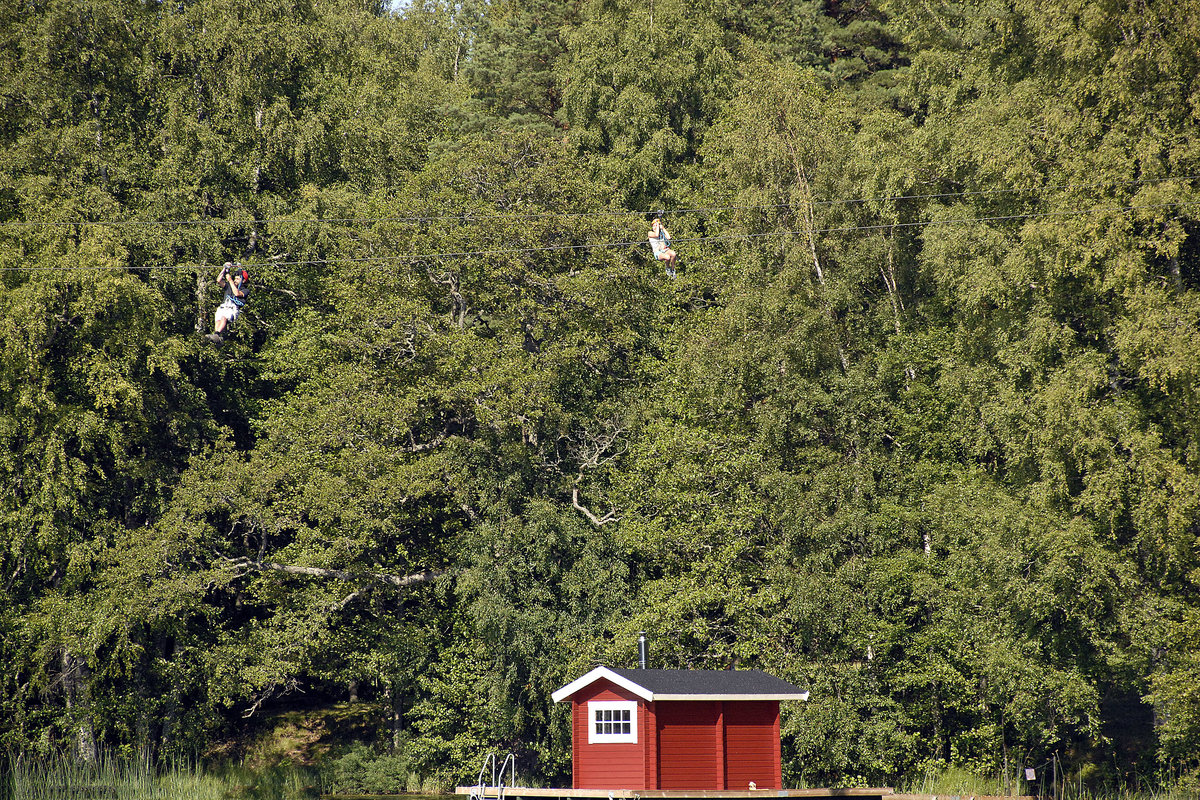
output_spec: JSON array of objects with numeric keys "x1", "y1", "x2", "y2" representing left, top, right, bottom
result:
[{"x1": 638, "y1": 632, "x2": 648, "y2": 669}]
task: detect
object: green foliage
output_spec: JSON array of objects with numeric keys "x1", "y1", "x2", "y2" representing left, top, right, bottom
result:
[
  {"x1": 1147, "y1": 606, "x2": 1200, "y2": 781},
  {"x1": 1, "y1": 0, "x2": 1198, "y2": 794},
  {"x1": 320, "y1": 742, "x2": 413, "y2": 795},
  {"x1": 458, "y1": 0, "x2": 579, "y2": 133}
]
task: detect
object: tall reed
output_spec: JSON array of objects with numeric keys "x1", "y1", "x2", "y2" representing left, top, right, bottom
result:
[{"x1": 5, "y1": 751, "x2": 225, "y2": 800}]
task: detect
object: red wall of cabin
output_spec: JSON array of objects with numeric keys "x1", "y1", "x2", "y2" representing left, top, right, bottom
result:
[
  {"x1": 723, "y1": 701, "x2": 782, "y2": 790},
  {"x1": 570, "y1": 680, "x2": 647, "y2": 789},
  {"x1": 569, "y1": 689, "x2": 783, "y2": 791},
  {"x1": 655, "y1": 701, "x2": 720, "y2": 790}
]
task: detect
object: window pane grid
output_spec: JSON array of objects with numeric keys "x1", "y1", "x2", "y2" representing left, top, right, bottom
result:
[{"x1": 588, "y1": 702, "x2": 636, "y2": 742}]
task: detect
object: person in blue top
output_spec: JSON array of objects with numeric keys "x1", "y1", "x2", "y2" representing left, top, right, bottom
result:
[
  {"x1": 206, "y1": 262, "x2": 249, "y2": 344},
  {"x1": 648, "y1": 216, "x2": 678, "y2": 278}
]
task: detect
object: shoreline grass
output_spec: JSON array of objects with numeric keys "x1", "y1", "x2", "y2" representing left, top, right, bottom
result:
[
  {"x1": 3, "y1": 754, "x2": 1194, "y2": 800},
  {"x1": 4, "y1": 751, "x2": 226, "y2": 800}
]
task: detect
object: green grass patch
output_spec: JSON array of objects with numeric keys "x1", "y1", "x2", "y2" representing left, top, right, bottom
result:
[
  {"x1": 902, "y1": 765, "x2": 1011, "y2": 796},
  {"x1": 2, "y1": 731, "x2": 452, "y2": 799},
  {"x1": 897, "y1": 764, "x2": 1200, "y2": 800}
]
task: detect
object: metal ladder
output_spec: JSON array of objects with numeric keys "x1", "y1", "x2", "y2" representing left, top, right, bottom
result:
[{"x1": 471, "y1": 751, "x2": 517, "y2": 800}]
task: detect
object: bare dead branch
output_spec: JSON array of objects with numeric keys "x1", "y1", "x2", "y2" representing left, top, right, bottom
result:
[
  {"x1": 329, "y1": 588, "x2": 366, "y2": 612},
  {"x1": 243, "y1": 679, "x2": 301, "y2": 718},
  {"x1": 220, "y1": 557, "x2": 444, "y2": 589},
  {"x1": 571, "y1": 485, "x2": 620, "y2": 526},
  {"x1": 428, "y1": 270, "x2": 467, "y2": 328},
  {"x1": 259, "y1": 284, "x2": 299, "y2": 301},
  {"x1": 570, "y1": 422, "x2": 627, "y2": 470},
  {"x1": 408, "y1": 430, "x2": 448, "y2": 453},
  {"x1": 565, "y1": 420, "x2": 626, "y2": 527}
]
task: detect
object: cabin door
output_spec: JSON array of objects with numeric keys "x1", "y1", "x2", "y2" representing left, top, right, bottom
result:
[{"x1": 655, "y1": 701, "x2": 719, "y2": 790}]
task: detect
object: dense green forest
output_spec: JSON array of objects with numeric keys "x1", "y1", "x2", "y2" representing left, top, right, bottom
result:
[{"x1": 2, "y1": 0, "x2": 1199, "y2": 793}]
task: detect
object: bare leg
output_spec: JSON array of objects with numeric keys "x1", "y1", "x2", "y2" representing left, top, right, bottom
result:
[{"x1": 208, "y1": 315, "x2": 228, "y2": 344}]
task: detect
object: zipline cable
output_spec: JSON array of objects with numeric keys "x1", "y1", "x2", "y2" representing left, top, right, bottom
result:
[
  {"x1": 3, "y1": 199, "x2": 1196, "y2": 273},
  {"x1": 0, "y1": 175, "x2": 1195, "y2": 230}
]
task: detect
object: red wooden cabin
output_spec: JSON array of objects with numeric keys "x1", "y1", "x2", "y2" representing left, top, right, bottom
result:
[{"x1": 551, "y1": 667, "x2": 809, "y2": 791}]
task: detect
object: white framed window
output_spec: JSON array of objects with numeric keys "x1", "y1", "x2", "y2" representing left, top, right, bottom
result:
[{"x1": 588, "y1": 700, "x2": 638, "y2": 743}]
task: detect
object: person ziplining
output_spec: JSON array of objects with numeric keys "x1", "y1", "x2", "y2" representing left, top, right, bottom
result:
[
  {"x1": 647, "y1": 215, "x2": 678, "y2": 278},
  {"x1": 206, "y1": 262, "x2": 249, "y2": 345}
]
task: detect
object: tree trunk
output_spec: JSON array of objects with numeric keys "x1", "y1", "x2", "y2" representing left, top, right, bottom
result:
[
  {"x1": 389, "y1": 679, "x2": 403, "y2": 752},
  {"x1": 1002, "y1": 735, "x2": 1010, "y2": 796},
  {"x1": 881, "y1": 231, "x2": 916, "y2": 380},
  {"x1": 787, "y1": 143, "x2": 848, "y2": 372},
  {"x1": 160, "y1": 638, "x2": 181, "y2": 756},
  {"x1": 881, "y1": 235, "x2": 904, "y2": 335},
  {"x1": 137, "y1": 641, "x2": 154, "y2": 764},
  {"x1": 62, "y1": 649, "x2": 98, "y2": 765},
  {"x1": 194, "y1": 71, "x2": 204, "y2": 122},
  {"x1": 254, "y1": 104, "x2": 264, "y2": 197},
  {"x1": 196, "y1": 270, "x2": 208, "y2": 333}
]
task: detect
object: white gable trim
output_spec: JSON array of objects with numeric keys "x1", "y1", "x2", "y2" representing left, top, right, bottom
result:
[{"x1": 551, "y1": 666, "x2": 654, "y2": 703}]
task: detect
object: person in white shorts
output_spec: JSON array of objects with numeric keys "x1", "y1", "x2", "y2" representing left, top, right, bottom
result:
[
  {"x1": 648, "y1": 217, "x2": 678, "y2": 278},
  {"x1": 207, "y1": 262, "x2": 249, "y2": 344}
]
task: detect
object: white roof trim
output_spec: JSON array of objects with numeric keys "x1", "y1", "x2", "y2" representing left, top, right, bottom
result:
[
  {"x1": 552, "y1": 666, "x2": 654, "y2": 703},
  {"x1": 551, "y1": 669, "x2": 810, "y2": 704},
  {"x1": 653, "y1": 692, "x2": 810, "y2": 702}
]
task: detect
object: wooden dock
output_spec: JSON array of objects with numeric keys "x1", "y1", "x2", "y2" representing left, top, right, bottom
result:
[
  {"x1": 454, "y1": 789, "x2": 1039, "y2": 800},
  {"x1": 455, "y1": 788, "x2": 896, "y2": 800}
]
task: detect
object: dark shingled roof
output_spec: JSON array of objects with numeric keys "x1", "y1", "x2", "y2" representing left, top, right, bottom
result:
[{"x1": 605, "y1": 668, "x2": 806, "y2": 697}]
